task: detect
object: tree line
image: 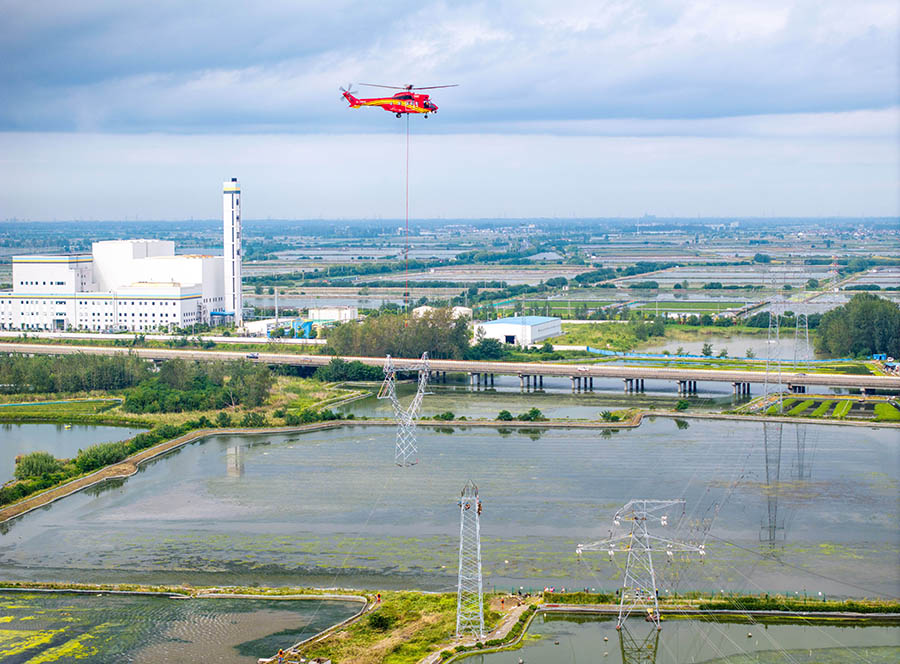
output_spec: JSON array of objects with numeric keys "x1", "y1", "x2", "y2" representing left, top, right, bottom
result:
[
  {"x1": 815, "y1": 293, "x2": 900, "y2": 358},
  {"x1": 323, "y1": 309, "x2": 471, "y2": 359},
  {"x1": 0, "y1": 353, "x2": 149, "y2": 394},
  {"x1": 0, "y1": 353, "x2": 274, "y2": 414}
]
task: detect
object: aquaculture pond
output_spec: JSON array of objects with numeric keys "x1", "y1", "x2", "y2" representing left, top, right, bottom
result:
[
  {"x1": 0, "y1": 590, "x2": 360, "y2": 663},
  {"x1": 467, "y1": 614, "x2": 900, "y2": 663},
  {"x1": 342, "y1": 377, "x2": 737, "y2": 420},
  {"x1": 0, "y1": 422, "x2": 145, "y2": 482},
  {"x1": 0, "y1": 420, "x2": 896, "y2": 598},
  {"x1": 641, "y1": 333, "x2": 806, "y2": 361}
]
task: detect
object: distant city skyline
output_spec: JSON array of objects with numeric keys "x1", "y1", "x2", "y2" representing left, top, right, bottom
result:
[{"x1": 1, "y1": 1, "x2": 897, "y2": 219}]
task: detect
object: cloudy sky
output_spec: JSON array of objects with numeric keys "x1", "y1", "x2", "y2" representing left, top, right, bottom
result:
[{"x1": 1, "y1": 0, "x2": 897, "y2": 220}]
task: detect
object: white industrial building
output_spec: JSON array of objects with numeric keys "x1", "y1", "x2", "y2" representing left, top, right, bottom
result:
[
  {"x1": 307, "y1": 306, "x2": 358, "y2": 322},
  {"x1": 0, "y1": 180, "x2": 243, "y2": 333},
  {"x1": 475, "y1": 315, "x2": 562, "y2": 346}
]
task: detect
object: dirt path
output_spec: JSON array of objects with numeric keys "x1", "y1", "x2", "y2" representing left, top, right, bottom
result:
[{"x1": 418, "y1": 599, "x2": 535, "y2": 664}]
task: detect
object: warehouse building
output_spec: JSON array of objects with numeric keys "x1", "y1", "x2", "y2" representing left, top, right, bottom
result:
[{"x1": 474, "y1": 315, "x2": 562, "y2": 346}]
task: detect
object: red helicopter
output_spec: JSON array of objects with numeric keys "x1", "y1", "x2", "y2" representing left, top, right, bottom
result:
[{"x1": 341, "y1": 83, "x2": 458, "y2": 118}]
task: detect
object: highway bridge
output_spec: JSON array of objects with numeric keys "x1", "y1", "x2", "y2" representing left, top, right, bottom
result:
[{"x1": 3, "y1": 342, "x2": 898, "y2": 395}]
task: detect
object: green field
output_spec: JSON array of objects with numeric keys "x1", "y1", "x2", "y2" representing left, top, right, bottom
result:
[
  {"x1": 810, "y1": 400, "x2": 834, "y2": 417},
  {"x1": 635, "y1": 301, "x2": 746, "y2": 312},
  {"x1": 787, "y1": 399, "x2": 814, "y2": 416},
  {"x1": 832, "y1": 400, "x2": 852, "y2": 419},
  {"x1": 874, "y1": 402, "x2": 900, "y2": 421}
]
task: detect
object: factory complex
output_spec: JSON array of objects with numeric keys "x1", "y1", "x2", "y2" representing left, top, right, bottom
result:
[
  {"x1": 0, "y1": 180, "x2": 244, "y2": 333},
  {"x1": 0, "y1": 176, "x2": 564, "y2": 345}
]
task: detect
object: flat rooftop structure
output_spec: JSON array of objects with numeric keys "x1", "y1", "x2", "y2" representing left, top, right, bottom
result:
[{"x1": 479, "y1": 315, "x2": 559, "y2": 326}]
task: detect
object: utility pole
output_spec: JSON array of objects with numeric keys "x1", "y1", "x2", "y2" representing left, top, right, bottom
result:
[
  {"x1": 456, "y1": 480, "x2": 484, "y2": 639},
  {"x1": 577, "y1": 499, "x2": 705, "y2": 630},
  {"x1": 377, "y1": 353, "x2": 430, "y2": 466}
]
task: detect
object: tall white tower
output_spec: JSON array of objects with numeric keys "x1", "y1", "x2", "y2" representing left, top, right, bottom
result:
[{"x1": 223, "y1": 178, "x2": 243, "y2": 327}]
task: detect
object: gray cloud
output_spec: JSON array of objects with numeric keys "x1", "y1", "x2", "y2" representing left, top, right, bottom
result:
[{"x1": 1, "y1": 0, "x2": 897, "y2": 133}]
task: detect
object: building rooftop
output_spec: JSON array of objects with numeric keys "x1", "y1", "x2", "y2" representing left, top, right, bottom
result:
[{"x1": 479, "y1": 315, "x2": 560, "y2": 326}]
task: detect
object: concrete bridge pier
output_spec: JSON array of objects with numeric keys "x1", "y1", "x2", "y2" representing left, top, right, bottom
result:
[
  {"x1": 788, "y1": 384, "x2": 807, "y2": 394},
  {"x1": 538, "y1": 375, "x2": 543, "y2": 389},
  {"x1": 519, "y1": 374, "x2": 525, "y2": 390},
  {"x1": 624, "y1": 378, "x2": 632, "y2": 393},
  {"x1": 588, "y1": 376, "x2": 593, "y2": 391}
]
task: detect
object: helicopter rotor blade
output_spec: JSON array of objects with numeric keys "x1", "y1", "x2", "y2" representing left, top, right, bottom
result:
[
  {"x1": 359, "y1": 83, "x2": 406, "y2": 90},
  {"x1": 410, "y1": 84, "x2": 459, "y2": 90}
]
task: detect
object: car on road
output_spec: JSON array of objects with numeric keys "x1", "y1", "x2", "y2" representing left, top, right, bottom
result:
[{"x1": 246, "y1": 353, "x2": 259, "y2": 359}]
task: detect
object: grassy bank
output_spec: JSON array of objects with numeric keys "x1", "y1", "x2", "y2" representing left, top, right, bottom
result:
[{"x1": 297, "y1": 591, "x2": 500, "y2": 664}]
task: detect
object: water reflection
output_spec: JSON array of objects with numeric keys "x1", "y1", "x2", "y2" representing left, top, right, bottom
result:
[
  {"x1": 226, "y1": 445, "x2": 245, "y2": 478},
  {"x1": 473, "y1": 614, "x2": 900, "y2": 664},
  {"x1": 761, "y1": 423, "x2": 785, "y2": 545},
  {"x1": 619, "y1": 623, "x2": 659, "y2": 664}
]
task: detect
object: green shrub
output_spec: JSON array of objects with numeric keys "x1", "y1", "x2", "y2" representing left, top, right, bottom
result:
[
  {"x1": 496, "y1": 410, "x2": 514, "y2": 421},
  {"x1": 516, "y1": 407, "x2": 545, "y2": 421},
  {"x1": 215, "y1": 411, "x2": 232, "y2": 427},
  {"x1": 675, "y1": 400, "x2": 690, "y2": 411},
  {"x1": 74, "y1": 441, "x2": 130, "y2": 473},
  {"x1": 240, "y1": 412, "x2": 267, "y2": 428},
  {"x1": 434, "y1": 411, "x2": 455, "y2": 421},
  {"x1": 14, "y1": 451, "x2": 62, "y2": 480},
  {"x1": 367, "y1": 612, "x2": 393, "y2": 631},
  {"x1": 314, "y1": 358, "x2": 384, "y2": 382}
]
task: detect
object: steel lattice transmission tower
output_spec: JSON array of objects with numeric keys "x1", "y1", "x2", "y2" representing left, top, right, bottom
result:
[
  {"x1": 377, "y1": 353, "x2": 430, "y2": 466},
  {"x1": 764, "y1": 283, "x2": 784, "y2": 413},
  {"x1": 455, "y1": 480, "x2": 484, "y2": 639},
  {"x1": 793, "y1": 304, "x2": 811, "y2": 371},
  {"x1": 577, "y1": 499, "x2": 705, "y2": 630}
]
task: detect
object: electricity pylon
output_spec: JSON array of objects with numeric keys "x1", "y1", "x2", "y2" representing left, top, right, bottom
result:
[
  {"x1": 377, "y1": 352, "x2": 430, "y2": 466},
  {"x1": 765, "y1": 284, "x2": 784, "y2": 413},
  {"x1": 455, "y1": 480, "x2": 484, "y2": 639},
  {"x1": 793, "y1": 304, "x2": 811, "y2": 371},
  {"x1": 577, "y1": 499, "x2": 704, "y2": 630}
]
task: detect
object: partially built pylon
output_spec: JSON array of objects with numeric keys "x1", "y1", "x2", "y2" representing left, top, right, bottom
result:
[
  {"x1": 377, "y1": 352, "x2": 430, "y2": 466},
  {"x1": 455, "y1": 480, "x2": 484, "y2": 639}
]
